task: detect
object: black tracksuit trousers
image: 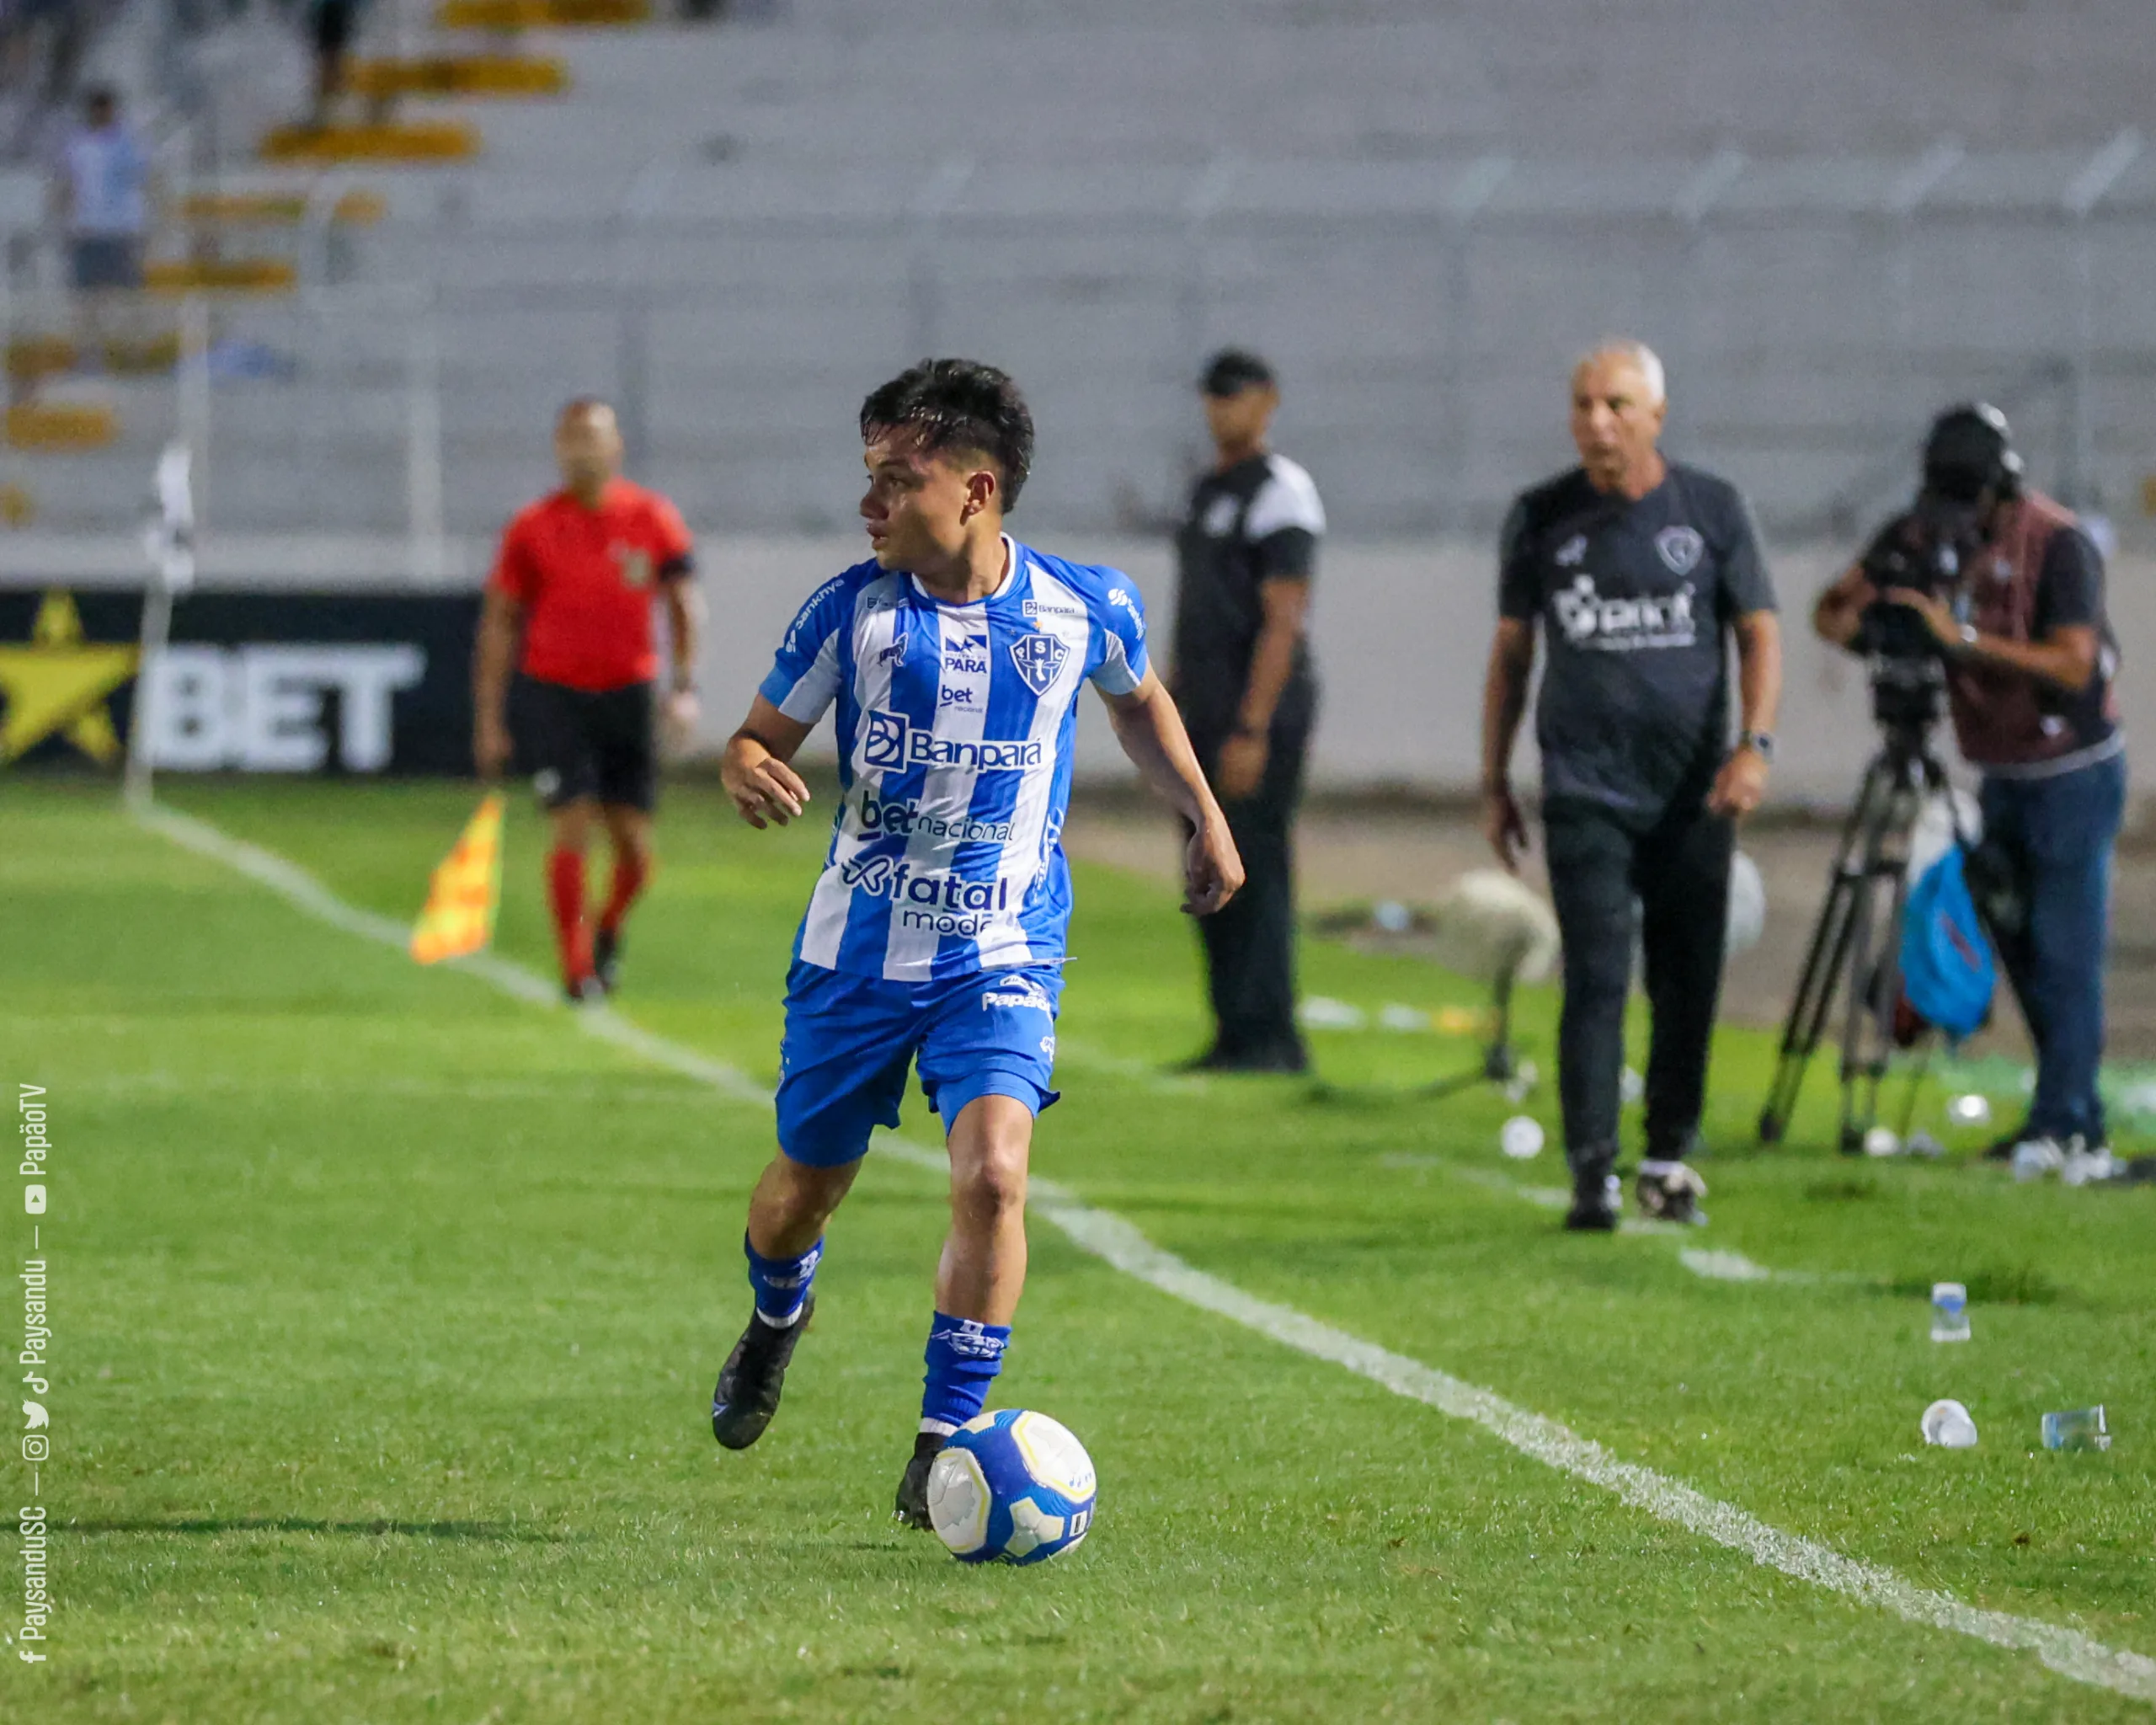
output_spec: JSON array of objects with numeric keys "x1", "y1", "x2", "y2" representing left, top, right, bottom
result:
[
  {"x1": 1543, "y1": 796, "x2": 1733, "y2": 1173},
  {"x1": 1188, "y1": 713, "x2": 1312, "y2": 1061}
]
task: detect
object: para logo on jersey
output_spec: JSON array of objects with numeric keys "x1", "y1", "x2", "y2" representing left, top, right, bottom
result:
[
  {"x1": 1655, "y1": 526, "x2": 1705, "y2": 575},
  {"x1": 1009, "y1": 632, "x2": 1070, "y2": 697}
]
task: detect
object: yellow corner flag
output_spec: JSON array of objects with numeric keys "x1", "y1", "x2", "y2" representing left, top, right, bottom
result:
[{"x1": 410, "y1": 793, "x2": 505, "y2": 964}]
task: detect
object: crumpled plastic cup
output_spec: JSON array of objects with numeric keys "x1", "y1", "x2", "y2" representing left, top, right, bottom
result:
[{"x1": 1921, "y1": 1398, "x2": 1979, "y2": 1448}]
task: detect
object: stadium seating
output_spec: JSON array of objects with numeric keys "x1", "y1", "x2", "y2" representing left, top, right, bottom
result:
[{"x1": 6, "y1": 0, "x2": 2153, "y2": 540}]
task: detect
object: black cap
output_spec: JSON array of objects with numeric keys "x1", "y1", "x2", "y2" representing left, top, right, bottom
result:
[
  {"x1": 1200, "y1": 347, "x2": 1275, "y2": 398},
  {"x1": 1923, "y1": 402, "x2": 2023, "y2": 504}
]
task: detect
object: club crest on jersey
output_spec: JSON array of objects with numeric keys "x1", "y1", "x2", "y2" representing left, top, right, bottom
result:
[
  {"x1": 611, "y1": 545, "x2": 654, "y2": 588},
  {"x1": 1009, "y1": 632, "x2": 1070, "y2": 697},
  {"x1": 1654, "y1": 526, "x2": 1705, "y2": 576}
]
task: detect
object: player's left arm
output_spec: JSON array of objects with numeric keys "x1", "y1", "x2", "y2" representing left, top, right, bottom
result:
[
  {"x1": 1709, "y1": 494, "x2": 1782, "y2": 819},
  {"x1": 1101, "y1": 670, "x2": 1244, "y2": 916},
  {"x1": 659, "y1": 572, "x2": 704, "y2": 747},
  {"x1": 653, "y1": 499, "x2": 703, "y2": 747}
]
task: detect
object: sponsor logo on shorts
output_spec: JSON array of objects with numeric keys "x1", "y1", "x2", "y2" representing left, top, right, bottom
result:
[
  {"x1": 853, "y1": 791, "x2": 1013, "y2": 845},
  {"x1": 981, "y1": 975, "x2": 1054, "y2": 1015},
  {"x1": 861, "y1": 709, "x2": 1043, "y2": 773}
]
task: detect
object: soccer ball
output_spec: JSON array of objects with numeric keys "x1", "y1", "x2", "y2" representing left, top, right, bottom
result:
[{"x1": 925, "y1": 1409, "x2": 1097, "y2": 1566}]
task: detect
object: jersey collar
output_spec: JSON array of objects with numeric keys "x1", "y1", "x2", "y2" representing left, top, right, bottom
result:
[{"x1": 906, "y1": 535, "x2": 1019, "y2": 607}]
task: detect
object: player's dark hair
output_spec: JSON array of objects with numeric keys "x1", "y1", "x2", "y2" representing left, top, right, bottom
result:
[
  {"x1": 1200, "y1": 347, "x2": 1275, "y2": 398},
  {"x1": 859, "y1": 360, "x2": 1034, "y2": 509}
]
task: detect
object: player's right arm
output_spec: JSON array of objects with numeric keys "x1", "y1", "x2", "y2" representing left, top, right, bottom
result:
[
  {"x1": 474, "y1": 515, "x2": 538, "y2": 779},
  {"x1": 727, "y1": 572, "x2": 852, "y2": 829},
  {"x1": 472, "y1": 584, "x2": 522, "y2": 780},
  {"x1": 721, "y1": 697, "x2": 814, "y2": 830},
  {"x1": 1481, "y1": 499, "x2": 1540, "y2": 871}
]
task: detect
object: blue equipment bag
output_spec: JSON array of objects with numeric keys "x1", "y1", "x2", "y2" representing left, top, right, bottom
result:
[{"x1": 1899, "y1": 845, "x2": 1997, "y2": 1041}]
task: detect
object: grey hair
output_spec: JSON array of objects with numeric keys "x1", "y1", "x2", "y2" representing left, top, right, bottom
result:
[{"x1": 1575, "y1": 339, "x2": 1667, "y2": 407}]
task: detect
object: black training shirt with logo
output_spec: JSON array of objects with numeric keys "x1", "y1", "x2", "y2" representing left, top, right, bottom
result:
[
  {"x1": 1172, "y1": 451, "x2": 1326, "y2": 735},
  {"x1": 1499, "y1": 461, "x2": 1775, "y2": 827}
]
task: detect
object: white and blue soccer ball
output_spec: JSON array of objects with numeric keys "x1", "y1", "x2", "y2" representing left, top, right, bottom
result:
[{"x1": 925, "y1": 1409, "x2": 1097, "y2": 1566}]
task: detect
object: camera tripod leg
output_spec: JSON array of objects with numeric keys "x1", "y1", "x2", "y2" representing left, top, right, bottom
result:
[{"x1": 1759, "y1": 755, "x2": 1897, "y2": 1145}]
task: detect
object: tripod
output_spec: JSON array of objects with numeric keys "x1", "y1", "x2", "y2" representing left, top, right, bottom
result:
[{"x1": 1758, "y1": 721, "x2": 1956, "y2": 1153}]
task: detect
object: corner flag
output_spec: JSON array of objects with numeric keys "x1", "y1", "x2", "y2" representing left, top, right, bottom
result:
[{"x1": 411, "y1": 793, "x2": 504, "y2": 964}]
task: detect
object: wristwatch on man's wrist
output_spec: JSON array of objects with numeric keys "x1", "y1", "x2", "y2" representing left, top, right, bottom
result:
[{"x1": 1737, "y1": 729, "x2": 1775, "y2": 762}]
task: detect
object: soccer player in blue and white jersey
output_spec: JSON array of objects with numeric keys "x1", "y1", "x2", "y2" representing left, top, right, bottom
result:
[{"x1": 709, "y1": 360, "x2": 1244, "y2": 1525}]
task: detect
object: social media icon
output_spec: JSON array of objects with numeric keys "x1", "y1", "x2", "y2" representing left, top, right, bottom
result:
[
  {"x1": 23, "y1": 1402, "x2": 49, "y2": 1430},
  {"x1": 23, "y1": 1434, "x2": 49, "y2": 1461},
  {"x1": 24, "y1": 1184, "x2": 45, "y2": 1215}
]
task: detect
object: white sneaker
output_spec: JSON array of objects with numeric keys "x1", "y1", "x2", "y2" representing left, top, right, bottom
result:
[
  {"x1": 2060, "y1": 1139, "x2": 2118, "y2": 1187},
  {"x1": 1635, "y1": 1159, "x2": 1709, "y2": 1225},
  {"x1": 2009, "y1": 1136, "x2": 2067, "y2": 1183}
]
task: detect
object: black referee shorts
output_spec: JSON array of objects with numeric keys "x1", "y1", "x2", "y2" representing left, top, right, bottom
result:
[{"x1": 514, "y1": 676, "x2": 658, "y2": 813}]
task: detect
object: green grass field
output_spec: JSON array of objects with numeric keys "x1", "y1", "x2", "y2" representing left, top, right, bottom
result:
[{"x1": 3, "y1": 775, "x2": 2152, "y2": 1722}]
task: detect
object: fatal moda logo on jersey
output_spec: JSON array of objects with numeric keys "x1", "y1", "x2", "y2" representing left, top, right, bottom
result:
[
  {"x1": 860, "y1": 709, "x2": 1044, "y2": 774},
  {"x1": 838, "y1": 852, "x2": 1011, "y2": 915},
  {"x1": 1654, "y1": 526, "x2": 1705, "y2": 575},
  {"x1": 1550, "y1": 574, "x2": 1699, "y2": 653},
  {"x1": 1008, "y1": 633, "x2": 1070, "y2": 697}
]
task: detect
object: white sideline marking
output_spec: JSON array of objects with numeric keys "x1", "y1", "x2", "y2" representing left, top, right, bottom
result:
[{"x1": 135, "y1": 800, "x2": 2156, "y2": 1706}]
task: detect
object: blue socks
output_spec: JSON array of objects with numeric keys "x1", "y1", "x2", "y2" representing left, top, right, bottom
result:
[
  {"x1": 744, "y1": 1233, "x2": 821, "y2": 1327},
  {"x1": 919, "y1": 1311, "x2": 1011, "y2": 1435}
]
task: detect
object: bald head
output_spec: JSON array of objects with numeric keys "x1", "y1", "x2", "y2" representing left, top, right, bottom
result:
[
  {"x1": 555, "y1": 398, "x2": 623, "y2": 500},
  {"x1": 1570, "y1": 341, "x2": 1668, "y2": 499}
]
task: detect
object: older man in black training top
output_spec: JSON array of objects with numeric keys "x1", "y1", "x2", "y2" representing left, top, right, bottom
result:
[
  {"x1": 1171, "y1": 349, "x2": 1326, "y2": 1073},
  {"x1": 1480, "y1": 340, "x2": 1782, "y2": 1231}
]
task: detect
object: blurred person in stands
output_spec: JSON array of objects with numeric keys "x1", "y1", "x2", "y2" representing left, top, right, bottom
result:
[
  {"x1": 1813, "y1": 404, "x2": 2124, "y2": 1173},
  {"x1": 1170, "y1": 347, "x2": 1326, "y2": 1073},
  {"x1": 52, "y1": 85, "x2": 147, "y2": 360},
  {"x1": 473, "y1": 398, "x2": 704, "y2": 1001},
  {"x1": 308, "y1": 0, "x2": 360, "y2": 127},
  {"x1": 1481, "y1": 339, "x2": 1781, "y2": 1231}
]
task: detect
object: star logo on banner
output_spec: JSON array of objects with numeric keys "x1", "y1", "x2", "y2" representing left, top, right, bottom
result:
[{"x1": 0, "y1": 590, "x2": 139, "y2": 764}]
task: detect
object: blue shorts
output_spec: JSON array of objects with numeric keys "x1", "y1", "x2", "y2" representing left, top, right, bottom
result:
[{"x1": 774, "y1": 959, "x2": 1064, "y2": 1167}]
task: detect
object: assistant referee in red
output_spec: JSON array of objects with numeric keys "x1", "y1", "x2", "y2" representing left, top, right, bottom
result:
[{"x1": 473, "y1": 398, "x2": 702, "y2": 1001}]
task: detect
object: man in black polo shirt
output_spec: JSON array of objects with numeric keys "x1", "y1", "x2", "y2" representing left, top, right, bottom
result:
[
  {"x1": 1480, "y1": 340, "x2": 1782, "y2": 1229},
  {"x1": 1171, "y1": 348, "x2": 1326, "y2": 1072}
]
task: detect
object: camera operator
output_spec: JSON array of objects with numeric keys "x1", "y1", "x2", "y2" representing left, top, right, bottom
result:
[{"x1": 1813, "y1": 403, "x2": 2125, "y2": 1164}]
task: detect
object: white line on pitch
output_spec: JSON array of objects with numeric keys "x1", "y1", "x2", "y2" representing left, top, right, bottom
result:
[{"x1": 134, "y1": 798, "x2": 2156, "y2": 1706}]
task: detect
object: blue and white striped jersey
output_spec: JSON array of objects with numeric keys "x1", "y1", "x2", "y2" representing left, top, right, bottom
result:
[{"x1": 759, "y1": 537, "x2": 1150, "y2": 983}]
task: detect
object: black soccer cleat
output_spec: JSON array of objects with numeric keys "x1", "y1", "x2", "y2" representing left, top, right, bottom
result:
[
  {"x1": 710, "y1": 1295, "x2": 813, "y2": 1451},
  {"x1": 894, "y1": 1430, "x2": 947, "y2": 1530},
  {"x1": 1636, "y1": 1160, "x2": 1709, "y2": 1226},
  {"x1": 593, "y1": 924, "x2": 622, "y2": 995},
  {"x1": 1563, "y1": 1163, "x2": 1620, "y2": 1232}
]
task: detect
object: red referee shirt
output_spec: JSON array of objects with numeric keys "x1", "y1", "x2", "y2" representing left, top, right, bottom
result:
[{"x1": 489, "y1": 478, "x2": 695, "y2": 692}]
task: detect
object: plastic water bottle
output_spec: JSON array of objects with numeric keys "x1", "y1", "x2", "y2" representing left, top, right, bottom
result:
[
  {"x1": 1920, "y1": 1398, "x2": 1978, "y2": 1448},
  {"x1": 2041, "y1": 1406, "x2": 2111, "y2": 1451},
  {"x1": 1930, "y1": 1282, "x2": 1970, "y2": 1343}
]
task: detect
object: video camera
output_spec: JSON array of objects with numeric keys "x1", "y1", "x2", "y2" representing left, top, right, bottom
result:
[{"x1": 1852, "y1": 403, "x2": 2021, "y2": 745}]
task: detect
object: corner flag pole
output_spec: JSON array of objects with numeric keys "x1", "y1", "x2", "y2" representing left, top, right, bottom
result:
[{"x1": 124, "y1": 440, "x2": 196, "y2": 812}]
